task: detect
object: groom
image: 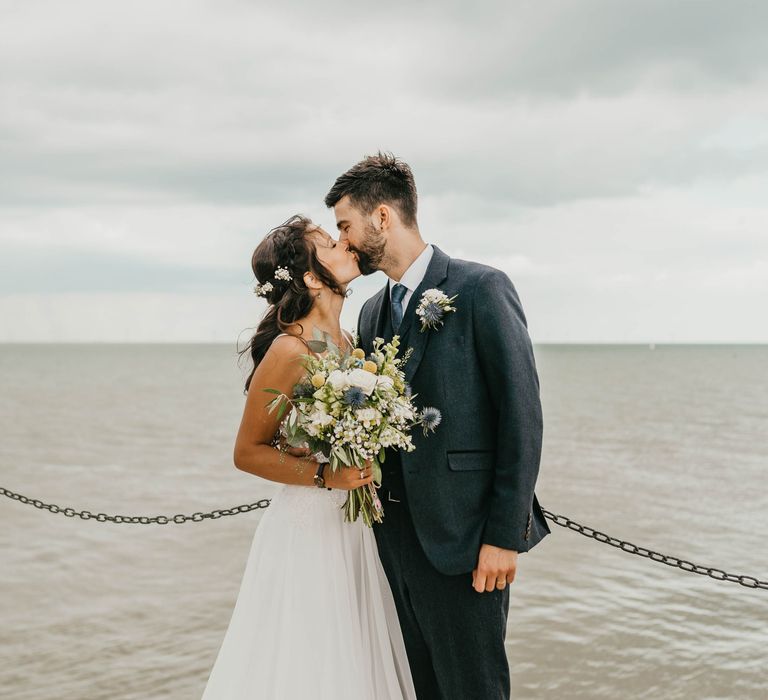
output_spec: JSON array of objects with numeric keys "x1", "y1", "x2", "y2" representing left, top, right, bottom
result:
[{"x1": 324, "y1": 152, "x2": 550, "y2": 699}]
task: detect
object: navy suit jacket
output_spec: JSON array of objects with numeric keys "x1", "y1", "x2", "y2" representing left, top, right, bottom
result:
[{"x1": 356, "y1": 244, "x2": 551, "y2": 575}]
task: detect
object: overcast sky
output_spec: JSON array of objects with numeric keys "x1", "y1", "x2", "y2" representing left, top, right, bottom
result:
[{"x1": 1, "y1": 0, "x2": 766, "y2": 343}]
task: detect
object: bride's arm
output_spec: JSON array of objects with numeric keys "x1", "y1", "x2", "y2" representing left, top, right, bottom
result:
[{"x1": 233, "y1": 335, "x2": 319, "y2": 486}]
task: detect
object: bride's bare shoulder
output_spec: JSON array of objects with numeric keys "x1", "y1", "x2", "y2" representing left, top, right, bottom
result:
[
  {"x1": 263, "y1": 333, "x2": 310, "y2": 365},
  {"x1": 252, "y1": 334, "x2": 310, "y2": 387}
]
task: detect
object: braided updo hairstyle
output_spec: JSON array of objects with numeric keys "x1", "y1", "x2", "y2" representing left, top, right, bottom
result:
[{"x1": 237, "y1": 214, "x2": 345, "y2": 393}]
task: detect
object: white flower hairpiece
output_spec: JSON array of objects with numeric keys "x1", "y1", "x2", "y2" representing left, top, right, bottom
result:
[
  {"x1": 253, "y1": 281, "x2": 274, "y2": 297},
  {"x1": 274, "y1": 266, "x2": 292, "y2": 281},
  {"x1": 253, "y1": 266, "x2": 294, "y2": 297}
]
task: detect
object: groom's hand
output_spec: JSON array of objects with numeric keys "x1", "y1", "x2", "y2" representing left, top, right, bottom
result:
[
  {"x1": 284, "y1": 446, "x2": 313, "y2": 458},
  {"x1": 276, "y1": 436, "x2": 313, "y2": 459},
  {"x1": 472, "y1": 543, "x2": 518, "y2": 593}
]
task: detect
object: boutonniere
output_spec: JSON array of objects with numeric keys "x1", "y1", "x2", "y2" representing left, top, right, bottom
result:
[{"x1": 416, "y1": 288, "x2": 458, "y2": 332}]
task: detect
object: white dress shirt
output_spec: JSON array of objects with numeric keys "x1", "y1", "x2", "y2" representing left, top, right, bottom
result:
[{"x1": 387, "y1": 243, "x2": 434, "y2": 314}]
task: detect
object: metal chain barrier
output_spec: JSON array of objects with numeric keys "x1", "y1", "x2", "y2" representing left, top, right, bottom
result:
[
  {"x1": 2, "y1": 485, "x2": 766, "y2": 590},
  {"x1": 0, "y1": 486, "x2": 271, "y2": 524},
  {"x1": 543, "y1": 508, "x2": 768, "y2": 590}
]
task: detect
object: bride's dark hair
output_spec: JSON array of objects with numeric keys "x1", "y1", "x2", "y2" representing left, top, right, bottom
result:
[{"x1": 237, "y1": 214, "x2": 345, "y2": 393}]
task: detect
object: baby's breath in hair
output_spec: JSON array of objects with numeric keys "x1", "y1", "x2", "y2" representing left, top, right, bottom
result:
[
  {"x1": 274, "y1": 266, "x2": 292, "y2": 281},
  {"x1": 253, "y1": 281, "x2": 274, "y2": 297},
  {"x1": 253, "y1": 265, "x2": 292, "y2": 298}
]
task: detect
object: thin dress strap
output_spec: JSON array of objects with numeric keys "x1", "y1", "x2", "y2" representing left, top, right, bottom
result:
[
  {"x1": 273, "y1": 331, "x2": 352, "y2": 356},
  {"x1": 273, "y1": 332, "x2": 321, "y2": 357}
]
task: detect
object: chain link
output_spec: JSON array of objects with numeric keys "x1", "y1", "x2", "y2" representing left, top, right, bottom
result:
[
  {"x1": 0, "y1": 486, "x2": 270, "y2": 525},
  {"x1": 542, "y1": 508, "x2": 768, "y2": 590},
  {"x1": 2, "y1": 486, "x2": 765, "y2": 590}
]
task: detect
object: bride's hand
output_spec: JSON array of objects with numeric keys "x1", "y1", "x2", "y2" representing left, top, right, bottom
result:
[{"x1": 325, "y1": 460, "x2": 375, "y2": 491}]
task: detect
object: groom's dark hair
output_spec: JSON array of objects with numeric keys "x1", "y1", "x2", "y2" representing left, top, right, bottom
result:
[{"x1": 324, "y1": 151, "x2": 418, "y2": 228}]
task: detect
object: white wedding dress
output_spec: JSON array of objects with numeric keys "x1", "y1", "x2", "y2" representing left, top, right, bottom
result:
[{"x1": 201, "y1": 339, "x2": 417, "y2": 699}]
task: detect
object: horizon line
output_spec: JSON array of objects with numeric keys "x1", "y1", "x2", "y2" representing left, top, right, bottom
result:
[{"x1": 1, "y1": 341, "x2": 766, "y2": 347}]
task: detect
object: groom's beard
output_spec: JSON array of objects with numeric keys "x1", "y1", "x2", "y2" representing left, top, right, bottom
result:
[{"x1": 351, "y1": 221, "x2": 386, "y2": 276}]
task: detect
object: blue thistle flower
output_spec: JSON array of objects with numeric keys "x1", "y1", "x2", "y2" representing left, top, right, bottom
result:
[
  {"x1": 420, "y1": 406, "x2": 442, "y2": 434},
  {"x1": 342, "y1": 386, "x2": 367, "y2": 409},
  {"x1": 292, "y1": 382, "x2": 315, "y2": 399},
  {"x1": 421, "y1": 301, "x2": 445, "y2": 328},
  {"x1": 424, "y1": 301, "x2": 445, "y2": 323}
]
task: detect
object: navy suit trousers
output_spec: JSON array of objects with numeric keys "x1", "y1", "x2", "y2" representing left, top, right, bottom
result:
[{"x1": 373, "y1": 450, "x2": 512, "y2": 700}]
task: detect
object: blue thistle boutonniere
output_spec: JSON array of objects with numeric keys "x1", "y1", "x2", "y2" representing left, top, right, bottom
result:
[
  {"x1": 415, "y1": 288, "x2": 458, "y2": 332},
  {"x1": 419, "y1": 406, "x2": 442, "y2": 436}
]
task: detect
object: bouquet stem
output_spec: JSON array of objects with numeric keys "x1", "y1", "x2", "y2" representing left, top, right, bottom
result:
[{"x1": 342, "y1": 479, "x2": 384, "y2": 526}]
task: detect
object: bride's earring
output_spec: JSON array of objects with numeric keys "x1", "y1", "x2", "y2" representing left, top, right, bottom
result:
[{"x1": 344, "y1": 288, "x2": 353, "y2": 298}]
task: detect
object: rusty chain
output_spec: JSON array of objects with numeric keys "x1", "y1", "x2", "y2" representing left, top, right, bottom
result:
[{"x1": 2, "y1": 485, "x2": 765, "y2": 590}]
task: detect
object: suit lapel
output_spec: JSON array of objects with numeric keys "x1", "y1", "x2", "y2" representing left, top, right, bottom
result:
[
  {"x1": 362, "y1": 245, "x2": 451, "y2": 382},
  {"x1": 398, "y1": 245, "x2": 450, "y2": 383},
  {"x1": 362, "y1": 284, "x2": 388, "y2": 350}
]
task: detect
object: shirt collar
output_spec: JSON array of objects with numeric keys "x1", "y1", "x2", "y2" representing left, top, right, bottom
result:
[{"x1": 388, "y1": 243, "x2": 434, "y2": 297}]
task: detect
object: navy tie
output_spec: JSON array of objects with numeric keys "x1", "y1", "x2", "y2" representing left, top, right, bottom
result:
[{"x1": 391, "y1": 283, "x2": 407, "y2": 332}]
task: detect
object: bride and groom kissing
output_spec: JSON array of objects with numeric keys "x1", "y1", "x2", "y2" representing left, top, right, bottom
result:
[{"x1": 201, "y1": 151, "x2": 550, "y2": 699}]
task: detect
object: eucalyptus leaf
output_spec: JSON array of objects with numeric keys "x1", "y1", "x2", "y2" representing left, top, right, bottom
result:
[
  {"x1": 306, "y1": 339, "x2": 328, "y2": 353},
  {"x1": 323, "y1": 330, "x2": 339, "y2": 355}
]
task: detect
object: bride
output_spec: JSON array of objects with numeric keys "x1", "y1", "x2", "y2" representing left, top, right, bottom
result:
[{"x1": 200, "y1": 214, "x2": 417, "y2": 699}]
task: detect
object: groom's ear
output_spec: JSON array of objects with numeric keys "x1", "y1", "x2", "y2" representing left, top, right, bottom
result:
[{"x1": 375, "y1": 204, "x2": 391, "y2": 231}]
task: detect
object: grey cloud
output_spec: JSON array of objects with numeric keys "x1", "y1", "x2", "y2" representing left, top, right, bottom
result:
[
  {"x1": 1, "y1": 0, "x2": 767, "y2": 343},
  {"x1": 2, "y1": 0, "x2": 768, "y2": 210},
  {"x1": 3, "y1": 109, "x2": 768, "y2": 210},
  {"x1": 0, "y1": 243, "x2": 246, "y2": 294},
  {"x1": 416, "y1": 1, "x2": 768, "y2": 99}
]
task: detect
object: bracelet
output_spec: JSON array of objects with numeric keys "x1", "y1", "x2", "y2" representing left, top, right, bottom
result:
[{"x1": 314, "y1": 461, "x2": 332, "y2": 490}]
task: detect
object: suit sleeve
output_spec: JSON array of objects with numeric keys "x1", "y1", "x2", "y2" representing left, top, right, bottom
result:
[
  {"x1": 355, "y1": 304, "x2": 365, "y2": 349},
  {"x1": 472, "y1": 268, "x2": 543, "y2": 552}
]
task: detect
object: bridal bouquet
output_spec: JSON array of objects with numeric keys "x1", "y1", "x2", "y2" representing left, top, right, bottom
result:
[{"x1": 265, "y1": 330, "x2": 442, "y2": 526}]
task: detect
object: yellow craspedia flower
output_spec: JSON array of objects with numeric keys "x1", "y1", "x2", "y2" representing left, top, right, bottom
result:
[
  {"x1": 310, "y1": 373, "x2": 326, "y2": 388},
  {"x1": 351, "y1": 348, "x2": 366, "y2": 360},
  {"x1": 362, "y1": 360, "x2": 378, "y2": 374}
]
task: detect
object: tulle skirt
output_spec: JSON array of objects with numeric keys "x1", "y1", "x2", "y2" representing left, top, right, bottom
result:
[{"x1": 201, "y1": 482, "x2": 417, "y2": 699}]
